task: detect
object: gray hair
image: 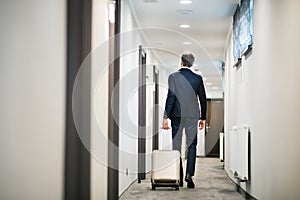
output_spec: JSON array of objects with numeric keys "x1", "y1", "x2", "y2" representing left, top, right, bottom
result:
[{"x1": 181, "y1": 52, "x2": 195, "y2": 67}]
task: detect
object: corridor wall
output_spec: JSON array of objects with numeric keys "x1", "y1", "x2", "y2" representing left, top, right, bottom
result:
[
  {"x1": 119, "y1": 0, "x2": 162, "y2": 195},
  {"x1": 119, "y1": 0, "x2": 142, "y2": 195},
  {"x1": 90, "y1": 0, "x2": 109, "y2": 199},
  {"x1": 224, "y1": 0, "x2": 300, "y2": 199},
  {"x1": 0, "y1": 0, "x2": 66, "y2": 199}
]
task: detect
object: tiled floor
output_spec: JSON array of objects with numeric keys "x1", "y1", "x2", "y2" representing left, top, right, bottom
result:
[{"x1": 120, "y1": 158, "x2": 244, "y2": 200}]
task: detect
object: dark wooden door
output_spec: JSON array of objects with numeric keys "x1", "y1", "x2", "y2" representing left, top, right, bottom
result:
[{"x1": 205, "y1": 99, "x2": 224, "y2": 157}]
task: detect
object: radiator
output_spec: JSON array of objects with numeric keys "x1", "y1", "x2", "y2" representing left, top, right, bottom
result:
[
  {"x1": 229, "y1": 125, "x2": 249, "y2": 182},
  {"x1": 219, "y1": 132, "x2": 224, "y2": 162}
]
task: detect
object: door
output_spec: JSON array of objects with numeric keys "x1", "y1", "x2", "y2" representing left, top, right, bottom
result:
[{"x1": 205, "y1": 99, "x2": 224, "y2": 157}]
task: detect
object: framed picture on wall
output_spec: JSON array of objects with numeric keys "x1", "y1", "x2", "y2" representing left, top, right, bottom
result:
[{"x1": 233, "y1": 0, "x2": 254, "y2": 63}]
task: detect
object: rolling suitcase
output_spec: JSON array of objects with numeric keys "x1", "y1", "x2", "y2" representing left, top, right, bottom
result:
[{"x1": 151, "y1": 150, "x2": 181, "y2": 190}]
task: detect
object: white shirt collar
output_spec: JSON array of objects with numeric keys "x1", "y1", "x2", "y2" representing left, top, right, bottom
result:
[{"x1": 181, "y1": 66, "x2": 192, "y2": 70}]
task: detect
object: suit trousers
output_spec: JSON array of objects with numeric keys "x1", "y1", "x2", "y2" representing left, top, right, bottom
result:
[{"x1": 170, "y1": 117, "x2": 198, "y2": 177}]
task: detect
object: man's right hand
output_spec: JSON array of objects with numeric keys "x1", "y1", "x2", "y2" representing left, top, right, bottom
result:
[
  {"x1": 162, "y1": 118, "x2": 170, "y2": 130},
  {"x1": 199, "y1": 120, "x2": 205, "y2": 130}
]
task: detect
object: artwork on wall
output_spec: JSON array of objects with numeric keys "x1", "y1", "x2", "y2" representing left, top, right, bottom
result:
[{"x1": 233, "y1": 0, "x2": 253, "y2": 63}]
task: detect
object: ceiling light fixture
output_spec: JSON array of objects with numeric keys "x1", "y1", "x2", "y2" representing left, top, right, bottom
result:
[
  {"x1": 183, "y1": 41, "x2": 192, "y2": 45},
  {"x1": 108, "y1": 2, "x2": 116, "y2": 24},
  {"x1": 144, "y1": 0, "x2": 158, "y2": 3},
  {"x1": 206, "y1": 82, "x2": 213, "y2": 86},
  {"x1": 180, "y1": 0, "x2": 192, "y2": 4},
  {"x1": 180, "y1": 24, "x2": 190, "y2": 28},
  {"x1": 177, "y1": 9, "x2": 193, "y2": 15}
]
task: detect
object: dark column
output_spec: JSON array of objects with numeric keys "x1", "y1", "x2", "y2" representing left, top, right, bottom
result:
[
  {"x1": 65, "y1": 0, "x2": 92, "y2": 199},
  {"x1": 138, "y1": 45, "x2": 147, "y2": 183}
]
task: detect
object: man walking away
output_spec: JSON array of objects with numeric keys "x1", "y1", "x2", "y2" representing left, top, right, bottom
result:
[{"x1": 162, "y1": 52, "x2": 207, "y2": 188}]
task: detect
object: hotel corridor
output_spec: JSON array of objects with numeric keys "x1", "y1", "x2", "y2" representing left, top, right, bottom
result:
[{"x1": 1, "y1": 0, "x2": 300, "y2": 199}]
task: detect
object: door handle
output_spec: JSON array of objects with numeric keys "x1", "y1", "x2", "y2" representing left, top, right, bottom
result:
[{"x1": 205, "y1": 124, "x2": 210, "y2": 135}]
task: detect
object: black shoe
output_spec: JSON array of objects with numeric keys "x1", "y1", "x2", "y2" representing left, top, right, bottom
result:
[
  {"x1": 185, "y1": 174, "x2": 195, "y2": 188},
  {"x1": 179, "y1": 180, "x2": 183, "y2": 187}
]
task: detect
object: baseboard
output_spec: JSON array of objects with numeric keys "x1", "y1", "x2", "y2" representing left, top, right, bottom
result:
[
  {"x1": 235, "y1": 185, "x2": 257, "y2": 200},
  {"x1": 119, "y1": 178, "x2": 138, "y2": 198},
  {"x1": 225, "y1": 171, "x2": 258, "y2": 200}
]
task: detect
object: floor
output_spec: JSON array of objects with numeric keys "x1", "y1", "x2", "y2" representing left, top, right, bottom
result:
[{"x1": 120, "y1": 158, "x2": 245, "y2": 200}]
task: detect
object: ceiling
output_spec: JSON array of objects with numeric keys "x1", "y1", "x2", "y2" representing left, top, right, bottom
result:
[{"x1": 128, "y1": 0, "x2": 239, "y2": 94}]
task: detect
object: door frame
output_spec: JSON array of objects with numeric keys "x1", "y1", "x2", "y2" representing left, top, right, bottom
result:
[
  {"x1": 152, "y1": 65, "x2": 159, "y2": 150},
  {"x1": 138, "y1": 45, "x2": 147, "y2": 183},
  {"x1": 107, "y1": 0, "x2": 121, "y2": 199}
]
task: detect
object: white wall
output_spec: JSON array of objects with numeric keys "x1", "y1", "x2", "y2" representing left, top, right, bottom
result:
[
  {"x1": 145, "y1": 51, "x2": 158, "y2": 172},
  {"x1": 119, "y1": 0, "x2": 141, "y2": 195},
  {"x1": 206, "y1": 91, "x2": 223, "y2": 99},
  {"x1": 119, "y1": 0, "x2": 162, "y2": 195},
  {"x1": 91, "y1": 0, "x2": 109, "y2": 200},
  {"x1": 224, "y1": 1, "x2": 300, "y2": 199},
  {"x1": 144, "y1": 53, "x2": 153, "y2": 174},
  {"x1": 0, "y1": 1, "x2": 66, "y2": 199}
]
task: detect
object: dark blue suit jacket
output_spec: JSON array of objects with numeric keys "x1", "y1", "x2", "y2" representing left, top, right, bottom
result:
[{"x1": 164, "y1": 68, "x2": 207, "y2": 120}]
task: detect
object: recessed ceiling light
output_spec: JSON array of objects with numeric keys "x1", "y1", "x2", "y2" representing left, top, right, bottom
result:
[
  {"x1": 108, "y1": 3, "x2": 116, "y2": 23},
  {"x1": 180, "y1": 24, "x2": 190, "y2": 28},
  {"x1": 212, "y1": 86, "x2": 219, "y2": 90},
  {"x1": 144, "y1": 0, "x2": 158, "y2": 3},
  {"x1": 206, "y1": 82, "x2": 213, "y2": 86},
  {"x1": 177, "y1": 9, "x2": 193, "y2": 15},
  {"x1": 183, "y1": 41, "x2": 192, "y2": 45},
  {"x1": 180, "y1": 0, "x2": 192, "y2": 4}
]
